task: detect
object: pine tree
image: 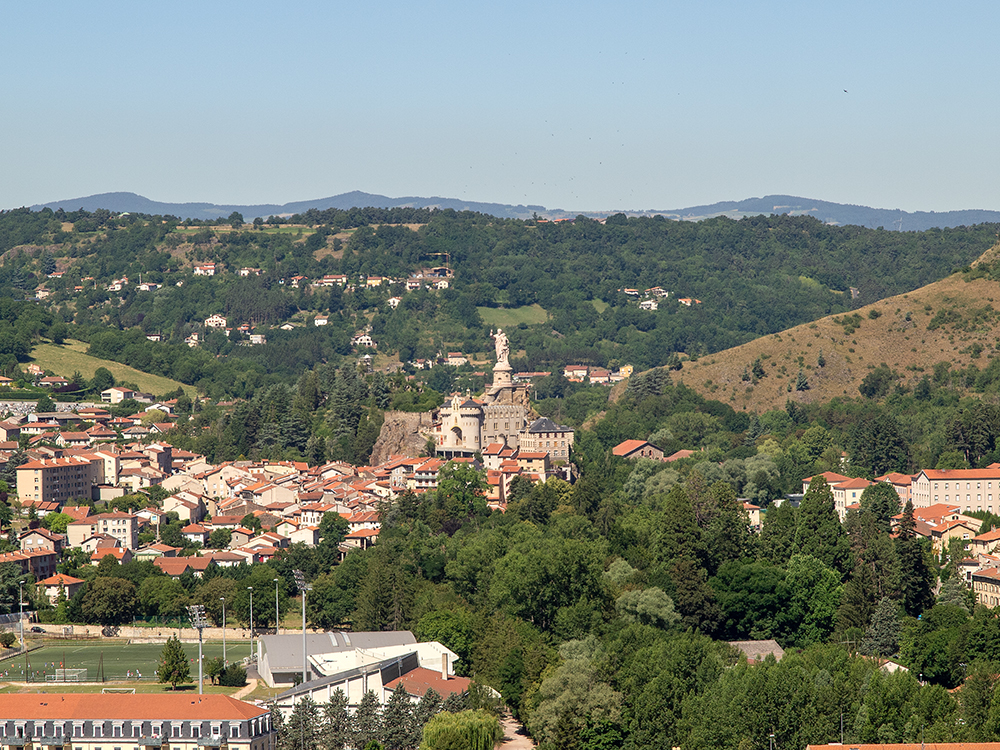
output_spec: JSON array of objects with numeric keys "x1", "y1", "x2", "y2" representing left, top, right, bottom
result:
[
  {"x1": 795, "y1": 477, "x2": 851, "y2": 575},
  {"x1": 285, "y1": 695, "x2": 321, "y2": 750},
  {"x1": 379, "y1": 683, "x2": 414, "y2": 750},
  {"x1": 795, "y1": 369, "x2": 809, "y2": 391},
  {"x1": 322, "y1": 689, "x2": 351, "y2": 750},
  {"x1": 157, "y1": 635, "x2": 190, "y2": 689},
  {"x1": 353, "y1": 690, "x2": 382, "y2": 750},
  {"x1": 669, "y1": 556, "x2": 720, "y2": 634},
  {"x1": 760, "y1": 501, "x2": 798, "y2": 565},
  {"x1": 859, "y1": 597, "x2": 900, "y2": 656},
  {"x1": 441, "y1": 692, "x2": 466, "y2": 713},
  {"x1": 859, "y1": 483, "x2": 901, "y2": 533},
  {"x1": 937, "y1": 575, "x2": 972, "y2": 611},
  {"x1": 895, "y1": 500, "x2": 934, "y2": 616},
  {"x1": 657, "y1": 485, "x2": 706, "y2": 565},
  {"x1": 411, "y1": 688, "x2": 443, "y2": 748}
]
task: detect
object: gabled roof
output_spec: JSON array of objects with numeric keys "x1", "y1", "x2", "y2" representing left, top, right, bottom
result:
[
  {"x1": 39, "y1": 573, "x2": 84, "y2": 586},
  {"x1": 612, "y1": 439, "x2": 656, "y2": 456},
  {"x1": 803, "y1": 471, "x2": 851, "y2": 486},
  {"x1": 974, "y1": 528, "x2": 1000, "y2": 543},
  {"x1": 833, "y1": 477, "x2": 873, "y2": 490},
  {"x1": 154, "y1": 558, "x2": 193, "y2": 576}
]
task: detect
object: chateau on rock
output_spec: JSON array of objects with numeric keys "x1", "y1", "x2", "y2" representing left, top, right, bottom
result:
[{"x1": 432, "y1": 329, "x2": 572, "y2": 460}]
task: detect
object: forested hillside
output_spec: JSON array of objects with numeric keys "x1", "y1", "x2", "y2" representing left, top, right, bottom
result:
[{"x1": 0, "y1": 206, "x2": 997, "y2": 401}]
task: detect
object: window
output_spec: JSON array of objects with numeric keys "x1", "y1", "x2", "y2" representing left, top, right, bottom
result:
[
  {"x1": 172, "y1": 726, "x2": 180, "y2": 738},
  {"x1": 74, "y1": 726, "x2": 83, "y2": 737}
]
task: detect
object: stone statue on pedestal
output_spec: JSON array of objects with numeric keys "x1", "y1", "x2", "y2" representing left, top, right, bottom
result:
[{"x1": 491, "y1": 328, "x2": 510, "y2": 369}]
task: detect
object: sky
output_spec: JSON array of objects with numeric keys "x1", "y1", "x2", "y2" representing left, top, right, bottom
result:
[{"x1": 3, "y1": 1, "x2": 1000, "y2": 213}]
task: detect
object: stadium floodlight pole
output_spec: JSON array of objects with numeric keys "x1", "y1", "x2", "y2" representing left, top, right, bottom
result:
[
  {"x1": 293, "y1": 570, "x2": 312, "y2": 685},
  {"x1": 273, "y1": 578, "x2": 280, "y2": 636},
  {"x1": 220, "y1": 597, "x2": 226, "y2": 663},
  {"x1": 18, "y1": 580, "x2": 24, "y2": 653},
  {"x1": 247, "y1": 586, "x2": 254, "y2": 656},
  {"x1": 187, "y1": 604, "x2": 209, "y2": 695}
]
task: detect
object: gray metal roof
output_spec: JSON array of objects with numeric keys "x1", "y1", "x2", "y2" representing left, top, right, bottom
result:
[
  {"x1": 276, "y1": 651, "x2": 420, "y2": 702},
  {"x1": 260, "y1": 630, "x2": 416, "y2": 672},
  {"x1": 526, "y1": 417, "x2": 572, "y2": 434}
]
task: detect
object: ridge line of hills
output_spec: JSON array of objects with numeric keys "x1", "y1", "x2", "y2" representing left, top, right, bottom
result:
[
  {"x1": 676, "y1": 245, "x2": 1000, "y2": 414},
  {"x1": 23, "y1": 191, "x2": 1000, "y2": 230}
]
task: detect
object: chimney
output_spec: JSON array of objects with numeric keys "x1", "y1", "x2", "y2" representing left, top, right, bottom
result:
[{"x1": 441, "y1": 653, "x2": 448, "y2": 681}]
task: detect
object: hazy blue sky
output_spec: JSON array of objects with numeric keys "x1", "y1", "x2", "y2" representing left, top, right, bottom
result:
[{"x1": 3, "y1": 1, "x2": 999, "y2": 213}]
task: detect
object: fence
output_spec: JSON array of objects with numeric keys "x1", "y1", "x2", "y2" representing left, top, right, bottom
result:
[{"x1": 0, "y1": 645, "x2": 41, "y2": 663}]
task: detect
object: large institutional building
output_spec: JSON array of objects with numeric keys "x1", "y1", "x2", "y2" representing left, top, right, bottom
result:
[
  {"x1": 910, "y1": 468, "x2": 1000, "y2": 513},
  {"x1": 0, "y1": 694, "x2": 274, "y2": 750}
]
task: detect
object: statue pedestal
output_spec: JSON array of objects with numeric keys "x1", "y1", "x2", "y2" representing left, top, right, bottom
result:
[{"x1": 492, "y1": 363, "x2": 513, "y2": 389}]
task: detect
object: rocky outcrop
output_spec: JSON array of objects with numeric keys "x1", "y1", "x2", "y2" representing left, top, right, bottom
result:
[{"x1": 370, "y1": 410, "x2": 436, "y2": 464}]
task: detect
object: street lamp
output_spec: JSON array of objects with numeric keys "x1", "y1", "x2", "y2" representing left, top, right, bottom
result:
[
  {"x1": 17, "y1": 580, "x2": 24, "y2": 653},
  {"x1": 273, "y1": 578, "x2": 280, "y2": 636},
  {"x1": 220, "y1": 597, "x2": 226, "y2": 663},
  {"x1": 187, "y1": 605, "x2": 209, "y2": 695},
  {"x1": 293, "y1": 570, "x2": 312, "y2": 685},
  {"x1": 247, "y1": 586, "x2": 254, "y2": 656}
]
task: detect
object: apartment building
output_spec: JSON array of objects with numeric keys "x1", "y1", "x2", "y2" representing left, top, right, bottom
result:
[
  {"x1": 66, "y1": 512, "x2": 139, "y2": 550},
  {"x1": 16, "y1": 456, "x2": 104, "y2": 504}
]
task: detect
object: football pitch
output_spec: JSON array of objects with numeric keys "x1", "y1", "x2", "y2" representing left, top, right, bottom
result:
[{"x1": 0, "y1": 640, "x2": 252, "y2": 682}]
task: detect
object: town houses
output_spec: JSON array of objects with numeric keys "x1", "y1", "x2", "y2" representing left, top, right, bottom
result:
[{"x1": 0, "y1": 372, "x2": 580, "y2": 581}]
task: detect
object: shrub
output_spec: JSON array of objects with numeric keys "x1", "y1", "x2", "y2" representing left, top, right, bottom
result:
[{"x1": 219, "y1": 663, "x2": 247, "y2": 687}]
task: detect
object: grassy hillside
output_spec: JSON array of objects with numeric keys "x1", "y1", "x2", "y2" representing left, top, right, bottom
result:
[
  {"x1": 30, "y1": 340, "x2": 195, "y2": 397},
  {"x1": 677, "y1": 248, "x2": 1000, "y2": 413},
  {"x1": 477, "y1": 304, "x2": 549, "y2": 327}
]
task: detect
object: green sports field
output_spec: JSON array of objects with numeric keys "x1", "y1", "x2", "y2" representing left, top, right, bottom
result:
[{"x1": 1, "y1": 640, "x2": 252, "y2": 683}]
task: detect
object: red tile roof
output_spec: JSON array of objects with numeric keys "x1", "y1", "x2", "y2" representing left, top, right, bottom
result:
[
  {"x1": 612, "y1": 439, "x2": 652, "y2": 456},
  {"x1": 383, "y1": 667, "x2": 471, "y2": 699},
  {"x1": 0, "y1": 693, "x2": 268, "y2": 720},
  {"x1": 920, "y1": 469, "x2": 1000, "y2": 480},
  {"x1": 39, "y1": 573, "x2": 84, "y2": 586}
]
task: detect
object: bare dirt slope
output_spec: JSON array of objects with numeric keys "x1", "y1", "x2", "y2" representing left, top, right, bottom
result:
[{"x1": 676, "y1": 262, "x2": 1000, "y2": 413}]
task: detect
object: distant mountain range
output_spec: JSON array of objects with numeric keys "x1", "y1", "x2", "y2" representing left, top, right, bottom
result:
[
  {"x1": 650, "y1": 195, "x2": 1000, "y2": 231},
  {"x1": 27, "y1": 191, "x2": 1000, "y2": 230},
  {"x1": 30, "y1": 191, "x2": 546, "y2": 221}
]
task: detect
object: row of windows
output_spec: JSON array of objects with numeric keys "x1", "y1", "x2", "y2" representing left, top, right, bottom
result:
[{"x1": 7, "y1": 724, "x2": 242, "y2": 740}]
